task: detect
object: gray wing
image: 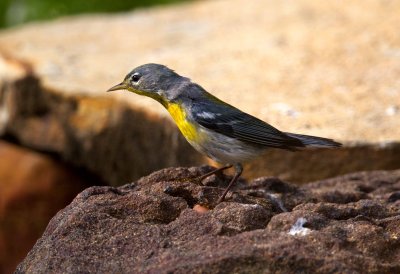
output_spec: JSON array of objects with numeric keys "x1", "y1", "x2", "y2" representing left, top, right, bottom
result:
[{"x1": 190, "y1": 98, "x2": 305, "y2": 150}]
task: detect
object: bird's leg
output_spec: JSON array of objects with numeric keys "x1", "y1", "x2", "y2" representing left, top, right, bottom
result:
[
  {"x1": 181, "y1": 164, "x2": 232, "y2": 185},
  {"x1": 217, "y1": 163, "x2": 243, "y2": 203},
  {"x1": 197, "y1": 164, "x2": 233, "y2": 182}
]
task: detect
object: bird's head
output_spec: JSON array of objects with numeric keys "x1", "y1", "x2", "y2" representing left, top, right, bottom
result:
[{"x1": 107, "y1": 63, "x2": 184, "y2": 104}]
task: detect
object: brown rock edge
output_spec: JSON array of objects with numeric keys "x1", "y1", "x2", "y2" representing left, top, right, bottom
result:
[{"x1": 16, "y1": 166, "x2": 400, "y2": 273}]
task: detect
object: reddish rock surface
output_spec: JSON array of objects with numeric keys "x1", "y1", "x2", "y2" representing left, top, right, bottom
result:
[
  {"x1": 0, "y1": 141, "x2": 94, "y2": 274},
  {"x1": 16, "y1": 167, "x2": 400, "y2": 273}
]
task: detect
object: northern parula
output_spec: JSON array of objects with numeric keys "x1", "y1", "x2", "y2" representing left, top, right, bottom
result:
[{"x1": 108, "y1": 63, "x2": 341, "y2": 203}]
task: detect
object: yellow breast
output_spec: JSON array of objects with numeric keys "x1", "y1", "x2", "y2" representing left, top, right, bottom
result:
[{"x1": 167, "y1": 103, "x2": 200, "y2": 142}]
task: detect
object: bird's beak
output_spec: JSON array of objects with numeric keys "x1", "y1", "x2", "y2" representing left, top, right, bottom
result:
[{"x1": 107, "y1": 82, "x2": 127, "y2": 92}]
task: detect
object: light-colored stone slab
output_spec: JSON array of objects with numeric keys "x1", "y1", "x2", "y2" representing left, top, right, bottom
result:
[{"x1": 0, "y1": 0, "x2": 399, "y2": 184}]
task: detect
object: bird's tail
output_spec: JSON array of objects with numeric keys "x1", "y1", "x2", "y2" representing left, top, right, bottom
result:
[{"x1": 285, "y1": 132, "x2": 342, "y2": 148}]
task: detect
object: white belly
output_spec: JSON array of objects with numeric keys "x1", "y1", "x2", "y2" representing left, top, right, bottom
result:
[{"x1": 187, "y1": 126, "x2": 265, "y2": 164}]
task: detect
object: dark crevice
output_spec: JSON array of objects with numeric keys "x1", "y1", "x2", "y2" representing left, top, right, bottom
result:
[
  {"x1": 163, "y1": 186, "x2": 197, "y2": 208},
  {"x1": 0, "y1": 135, "x2": 108, "y2": 187}
]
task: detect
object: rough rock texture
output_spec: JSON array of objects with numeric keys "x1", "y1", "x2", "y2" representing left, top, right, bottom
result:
[
  {"x1": 0, "y1": 0, "x2": 400, "y2": 185},
  {"x1": 0, "y1": 141, "x2": 94, "y2": 274},
  {"x1": 16, "y1": 167, "x2": 400, "y2": 273}
]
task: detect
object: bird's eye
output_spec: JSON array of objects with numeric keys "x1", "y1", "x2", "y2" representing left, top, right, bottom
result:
[{"x1": 131, "y1": 73, "x2": 141, "y2": 82}]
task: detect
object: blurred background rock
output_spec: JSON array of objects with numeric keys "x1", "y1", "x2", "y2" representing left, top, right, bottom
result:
[
  {"x1": 0, "y1": 0, "x2": 399, "y2": 273},
  {"x1": 0, "y1": 141, "x2": 96, "y2": 274},
  {"x1": 0, "y1": 1, "x2": 189, "y2": 273}
]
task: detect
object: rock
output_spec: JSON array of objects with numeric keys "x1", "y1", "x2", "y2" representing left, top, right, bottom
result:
[
  {"x1": 211, "y1": 202, "x2": 274, "y2": 234},
  {"x1": 16, "y1": 167, "x2": 400, "y2": 273},
  {"x1": 0, "y1": 0, "x2": 399, "y2": 185},
  {"x1": 0, "y1": 140, "x2": 94, "y2": 274}
]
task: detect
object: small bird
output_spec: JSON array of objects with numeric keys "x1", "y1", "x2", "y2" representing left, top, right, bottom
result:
[{"x1": 108, "y1": 64, "x2": 341, "y2": 203}]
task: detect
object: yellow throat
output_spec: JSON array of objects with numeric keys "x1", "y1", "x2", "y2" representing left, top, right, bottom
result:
[{"x1": 166, "y1": 103, "x2": 199, "y2": 142}]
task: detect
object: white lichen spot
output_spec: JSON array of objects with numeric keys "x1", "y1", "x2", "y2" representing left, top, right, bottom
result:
[{"x1": 288, "y1": 217, "x2": 311, "y2": 236}]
